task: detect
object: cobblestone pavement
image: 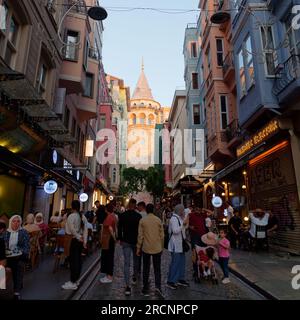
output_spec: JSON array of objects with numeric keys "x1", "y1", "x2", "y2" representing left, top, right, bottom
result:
[{"x1": 83, "y1": 244, "x2": 263, "y2": 300}]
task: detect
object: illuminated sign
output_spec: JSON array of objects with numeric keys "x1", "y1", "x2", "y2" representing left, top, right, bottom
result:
[
  {"x1": 212, "y1": 196, "x2": 223, "y2": 208},
  {"x1": 44, "y1": 180, "x2": 58, "y2": 194},
  {"x1": 237, "y1": 120, "x2": 280, "y2": 158},
  {"x1": 79, "y1": 193, "x2": 89, "y2": 202},
  {"x1": 52, "y1": 150, "x2": 58, "y2": 164},
  {"x1": 63, "y1": 159, "x2": 73, "y2": 175}
]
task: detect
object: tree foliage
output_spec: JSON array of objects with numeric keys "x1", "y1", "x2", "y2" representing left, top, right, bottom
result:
[{"x1": 119, "y1": 166, "x2": 165, "y2": 199}]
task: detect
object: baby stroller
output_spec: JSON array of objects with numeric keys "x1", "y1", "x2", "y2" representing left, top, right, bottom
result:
[{"x1": 194, "y1": 245, "x2": 218, "y2": 285}]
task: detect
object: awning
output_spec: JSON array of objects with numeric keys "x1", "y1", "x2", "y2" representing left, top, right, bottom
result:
[
  {"x1": 38, "y1": 119, "x2": 68, "y2": 134},
  {"x1": 0, "y1": 65, "x2": 24, "y2": 81},
  {"x1": 0, "y1": 146, "x2": 45, "y2": 177},
  {"x1": 0, "y1": 79, "x2": 44, "y2": 103},
  {"x1": 212, "y1": 142, "x2": 267, "y2": 181},
  {"x1": 20, "y1": 104, "x2": 58, "y2": 120},
  {"x1": 49, "y1": 133, "x2": 77, "y2": 144}
]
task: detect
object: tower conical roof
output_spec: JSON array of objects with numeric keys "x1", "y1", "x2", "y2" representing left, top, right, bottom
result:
[{"x1": 132, "y1": 61, "x2": 154, "y2": 100}]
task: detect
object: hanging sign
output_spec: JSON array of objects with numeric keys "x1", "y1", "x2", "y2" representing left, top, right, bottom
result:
[
  {"x1": 212, "y1": 196, "x2": 223, "y2": 208},
  {"x1": 79, "y1": 193, "x2": 89, "y2": 202},
  {"x1": 44, "y1": 180, "x2": 58, "y2": 194}
]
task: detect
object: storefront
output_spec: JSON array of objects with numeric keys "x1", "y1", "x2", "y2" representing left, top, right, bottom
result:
[{"x1": 223, "y1": 119, "x2": 300, "y2": 254}]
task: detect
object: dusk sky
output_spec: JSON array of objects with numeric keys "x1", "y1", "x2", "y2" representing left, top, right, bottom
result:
[{"x1": 100, "y1": 0, "x2": 200, "y2": 106}]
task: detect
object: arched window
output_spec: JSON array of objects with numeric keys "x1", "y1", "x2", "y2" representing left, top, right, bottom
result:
[
  {"x1": 129, "y1": 113, "x2": 136, "y2": 125},
  {"x1": 148, "y1": 114, "x2": 155, "y2": 125},
  {"x1": 138, "y1": 113, "x2": 146, "y2": 125},
  {"x1": 112, "y1": 168, "x2": 117, "y2": 184}
]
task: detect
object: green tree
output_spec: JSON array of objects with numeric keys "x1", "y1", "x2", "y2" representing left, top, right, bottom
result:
[
  {"x1": 119, "y1": 167, "x2": 147, "y2": 198},
  {"x1": 145, "y1": 166, "x2": 165, "y2": 203}
]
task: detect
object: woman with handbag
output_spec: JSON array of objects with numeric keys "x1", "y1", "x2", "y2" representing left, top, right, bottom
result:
[
  {"x1": 99, "y1": 203, "x2": 117, "y2": 284},
  {"x1": 167, "y1": 204, "x2": 189, "y2": 290}
]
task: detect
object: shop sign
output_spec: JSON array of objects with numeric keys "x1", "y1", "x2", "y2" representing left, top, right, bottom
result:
[
  {"x1": 63, "y1": 159, "x2": 73, "y2": 175},
  {"x1": 44, "y1": 180, "x2": 58, "y2": 194},
  {"x1": 79, "y1": 193, "x2": 89, "y2": 202},
  {"x1": 237, "y1": 120, "x2": 279, "y2": 158},
  {"x1": 52, "y1": 150, "x2": 58, "y2": 164},
  {"x1": 212, "y1": 196, "x2": 223, "y2": 208}
]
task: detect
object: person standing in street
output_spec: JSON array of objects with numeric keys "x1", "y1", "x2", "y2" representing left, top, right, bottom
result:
[
  {"x1": 136, "y1": 203, "x2": 164, "y2": 297},
  {"x1": 62, "y1": 200, "x2": 88, "y2": 290},
  {"x1": 118, "y1": 198, "x2": 142, "y2": 296},
  {"x1": 137, "y1": 201, "x2": 147, "y2": 219},
  {"x1": 94, "y1": 201, "x2": 107, "y2": 248},
  {"x1": 228, "y1": 209, "x2": 242, "y2": 249},
  {"x1": 167, "y1": 204, "x2": 189, "y2": 290},
  {"x1": 224, "y1": 201, "x2": 234, "y2": 224},
  {"x1": 100, "y1": 203, "x2": 117, "y2": 284},
  {"x1": 218, "y1": 229, "x2": 231, "y2": 284}
]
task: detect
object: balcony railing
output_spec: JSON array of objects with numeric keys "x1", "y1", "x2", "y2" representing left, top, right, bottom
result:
[
  {"x1": 225, "y1": 119, "x2": 241, "y2": 141},
  {"x1": 223, "y1": 51, "x2": 234, "y2": 77},
  {"x1": 273, "y1": 55, "x2": 300, "y2": 96},
  {"x1": 88, "y1": 47, "x2": 101, "y2": 60}
]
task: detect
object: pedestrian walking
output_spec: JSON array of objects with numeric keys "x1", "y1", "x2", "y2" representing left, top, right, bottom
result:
[
  {"x1": 218, "y1": 229, "x2": 231, "y2": 284},
  {"x1": 167, "y1": 204, "x2": 189, "y2": 290},
  {"x1": 136, "y1": 203, "x2": 164, "y2": 297},
  {"x1": 100, "y1": 203, "x2": 117, "y2": 283},
  {"x1": 62, "y1": 200, "x2": 88, "y2": 290},
  {"x1": 118, "y1": 198, "x2": 142, "y2": 296},
  {"x1": 137, "y1": 201, "x2": 147, "y2": 219}
]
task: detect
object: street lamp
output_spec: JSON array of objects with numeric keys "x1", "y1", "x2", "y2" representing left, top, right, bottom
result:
[{"x1": 57, "y1": 1, "x2": 108, "y2": 48}]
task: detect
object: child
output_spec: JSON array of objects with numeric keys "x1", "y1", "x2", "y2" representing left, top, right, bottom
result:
[
  {"x1": 197, "y1": 246, "x2": 215, "y2": 278},
  {"x1": 218, "y1": 229, "x2": 231, "y2": 284}
]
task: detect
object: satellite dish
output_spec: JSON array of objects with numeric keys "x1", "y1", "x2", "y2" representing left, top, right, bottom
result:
[
  {"x1": 88, "y1": 6, "x2": 108, "y2": 21},
  {"x1": 210, "y1": 11, "x2": 230, "y2": 24}
]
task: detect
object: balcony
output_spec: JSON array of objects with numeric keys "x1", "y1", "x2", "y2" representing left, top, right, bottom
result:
[
  {"x1": 225, "y1": 119, "x2": 242, "y2": 148},
  {"x1": 272, "y1": 55, "x2": 300, "y2": 103},
  {"x1": 223, "y1": 51, "x2": 235, "y2": 84},
  {"x1": 207, "y1": 131, "x2": 234, "y2": 162},
  {"x1": 88, "y1": 47, "x2": 101, "y2": 60}
]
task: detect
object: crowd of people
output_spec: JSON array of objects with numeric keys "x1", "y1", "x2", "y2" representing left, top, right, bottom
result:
[{"x1": 0, "y1": 198, "x2": 279, "y2": 300}]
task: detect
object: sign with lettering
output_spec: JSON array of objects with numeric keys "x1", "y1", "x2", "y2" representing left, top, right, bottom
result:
[
  {"x1": 44, "y1": 180, "x2": 58, "y2": 194},
  {"x1": 237, "y1": 120, "x2": 280, "y2": 158},
  {"x1": 212, "y1": 196, "x2": 223, "y2": 208}
]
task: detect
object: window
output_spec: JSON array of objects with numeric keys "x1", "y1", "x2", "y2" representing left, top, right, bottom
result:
[
  {"x1": 192, "y1": 73, "x2": 199, "y2": 89},
  {"x1": 216, "y1": 38, "x2": 224, "y2": 66},
  {"x1": 64, "y1": 107, "x2": 70, "y2": 129},
  {"x1": 84, "y1": 73, "x2": 93, "y2": 97},
  {"x1": 65, "y1": 30, "x2": 79, "y2": 60},
  {"x1": 79, "y1": 133, "x2": 85, "y2": 161},
  {"x1": 0, "y1": 3, "x2": 8, "y2": 32},
  {"x1": 220, "y1": 95, "x2": 228, "y2": 130},
  {"x1": 191, "y1": 42, "x2": 197, "y2": 58},
  {"x1": 193, "y1": 104, "x2": 201, "y2": 125},
  {"x1": 83, "y1": 36, "x2": 90, "y2": 70},
  {"x1": 36, "y1": 64, "x2": 47, "y2": 95},
  {"x1": 237, "y1": 47, "x2": 246, "y2": 98},
  {"x1": 100, "y1": 114, "x2": 106, "y2": 128},
  {"x1": 207, "y1": 46, "x2": 211, "y2": 70},
  {"x1": 1, "y1": 5, "x2": 19, "y2": 67},
  {"x1": 285, "y1": 17, "x2": 300, "y2": 56},
  {"x1": 261, "y1": 26, "x2": 277, "y2": 76},
  {"x1": 245, "y1": 36, "x2": 255, "y2": 85},
  {"x1": 112, "y1": 168, "x2": 117, "y2": 184}
]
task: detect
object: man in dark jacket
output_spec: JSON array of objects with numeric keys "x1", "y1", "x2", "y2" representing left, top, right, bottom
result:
[{"x1": 118, "y1": 198, "x2": 142, "y2": 296}]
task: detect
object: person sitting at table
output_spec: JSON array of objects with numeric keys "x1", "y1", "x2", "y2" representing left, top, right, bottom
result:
[
  {"x1": 34, "y1": 212, "x2": 49, "y2": 253},
  {"x1": 4, "y1": 215, "x2": 30, "y2": 299},
  {"x1": 50, "y1": 211, "x2": 62, "y2": 225},
  {"x1": 24, "y1": 214, "x2": 41, "y2": 234}
]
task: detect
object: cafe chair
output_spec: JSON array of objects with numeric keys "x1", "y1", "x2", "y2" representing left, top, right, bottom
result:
[{"x1": 53, "y1": 234, "x2": 66, "y2": 273}]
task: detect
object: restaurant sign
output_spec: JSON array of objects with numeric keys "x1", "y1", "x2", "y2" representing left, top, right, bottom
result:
[{"x1": 237, "y1": 120, "x2": 279, "y2": 158}]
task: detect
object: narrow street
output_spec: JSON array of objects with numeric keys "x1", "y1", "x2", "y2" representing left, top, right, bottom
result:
[{"x1": 80, "y1": 245, "x2": 263, "y2": 300}]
